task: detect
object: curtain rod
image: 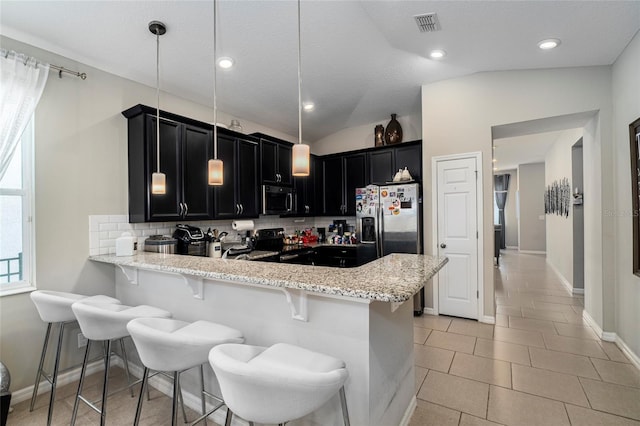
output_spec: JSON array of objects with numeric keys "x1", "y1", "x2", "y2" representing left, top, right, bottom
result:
[{"x1": 49, "y1": 64, "x2": 87, "y2": 80}]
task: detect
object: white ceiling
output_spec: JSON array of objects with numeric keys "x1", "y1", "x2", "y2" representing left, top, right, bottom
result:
[{"x1": 1, "y1": 1, "x2": 639, "y2": 142}]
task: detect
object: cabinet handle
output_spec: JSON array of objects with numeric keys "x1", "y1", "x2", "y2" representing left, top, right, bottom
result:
[
  {"x1": 183, "y1": 203, "x2": 188, "y2": 217},
  {"x1": 236, "y1": 204, "x2": 240, "y2": 214},
  {"x1": 179, "y1": 202, "x2": 184, "y2": 217},
  {"x1": 240, "y1": 204, "x2": 244, "y2": 214}
]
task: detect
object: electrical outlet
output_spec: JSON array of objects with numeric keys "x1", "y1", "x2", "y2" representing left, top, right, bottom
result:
[{"x1": 77, "y1": 332, "x2": 88, "y2": 348}]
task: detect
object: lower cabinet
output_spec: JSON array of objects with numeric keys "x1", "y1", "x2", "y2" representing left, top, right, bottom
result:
[{"x1": 314, "y1": 245, "x2": 377, "y2": 268}]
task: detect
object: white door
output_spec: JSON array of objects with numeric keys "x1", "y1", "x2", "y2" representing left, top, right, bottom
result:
[{"x1": 436, "y1": 157, "x2": 479, "y2": 319}]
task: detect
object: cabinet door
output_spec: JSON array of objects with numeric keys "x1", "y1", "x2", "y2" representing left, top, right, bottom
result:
[
  {"x1": 237, "y1": 138, "x2": 260, "y2": 217},
  {"x1": 293, "y1": 154, "x2": 317, "y2": 215},
  {"x1": 344, "y1": 153, "x2": 367, "y2": 216},
  {"x1": 213, "y1": 135, "x2": 238, "y2": 219},
  {"x1": 261, "y1": 140, "x2": 278, "y2": 183},
  {"x1": 182, "y1": 125, "x2": 214, "y2": 220},
  {"x1": 277, "y1": 143, "x2": 292, "y2": 185},
  {"x1": 147, "y1": 116, "x2": 182, "y2": 221},
  {"x1": 368, "y1": 149, "x2": 395, "y2": 185},
  {"x1": 322, "y1": 156, "x2": 345, "y2": 215},
  {"x1": 395, "y1": 144, "x2": 421, "y2": 182}
]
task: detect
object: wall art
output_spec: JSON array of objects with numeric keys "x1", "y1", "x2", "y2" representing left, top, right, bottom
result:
[
  {"x1": 544, "y1": 177, "x2": 571, "y2": 217},
  {"x1": 629, "y1": 116, "x2": 640, "y2": 276}
]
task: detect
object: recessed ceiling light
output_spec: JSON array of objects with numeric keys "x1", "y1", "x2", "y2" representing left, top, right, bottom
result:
[
  {"x1": 537, "y1": 39, "x2": 561, "y2": 50},
  {"x1": 217, "y1": 57, "x2": 234, "y2": 69},
  {"x1": 429, "y1": 49, "x2": 446, "y2": 59},
  {"x1": 302, "y1": 102, "x2": 315, "y2": 112}
]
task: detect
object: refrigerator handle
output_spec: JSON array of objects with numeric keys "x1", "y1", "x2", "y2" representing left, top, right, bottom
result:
[{"x1": 377, "y1": 204, "x2": 384, "y2": 258}]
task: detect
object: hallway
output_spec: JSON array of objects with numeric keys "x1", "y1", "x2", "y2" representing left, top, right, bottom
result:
[{"x1": 411, "y1": 250, "x2": 640, "y2": 425}]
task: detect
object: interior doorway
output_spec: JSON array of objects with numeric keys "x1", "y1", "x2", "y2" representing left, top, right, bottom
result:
[{"x1": 572, "y1": 139, "x2": 585, "y2": 293}]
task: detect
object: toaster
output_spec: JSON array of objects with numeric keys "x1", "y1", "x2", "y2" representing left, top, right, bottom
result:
[{"x1": 172, "y1": 224, "x2": 207, "y2": 256}]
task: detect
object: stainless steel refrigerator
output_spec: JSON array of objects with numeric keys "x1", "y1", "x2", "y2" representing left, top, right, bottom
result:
[{"x1": 356, "y1": 183, "x2": 424, "y2": 314}]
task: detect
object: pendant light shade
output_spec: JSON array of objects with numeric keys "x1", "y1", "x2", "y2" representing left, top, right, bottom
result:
[
  {"x1": 149, "y1": 20, "x2": 167, "y2": 195},
  {"x1": 292, "y1": 0, "x2": 310, "y2": 177},
  {"x1": 208, "y1": 0, "x2": 224, "y2": 186},
  {"x1": 208, "y1": 158, "x2": 224, "y2": 186},
  {"x1": 292, "y1": 143, "x2": 310, "y2": 176}
]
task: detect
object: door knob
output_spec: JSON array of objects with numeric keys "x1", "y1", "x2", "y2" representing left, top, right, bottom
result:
[{"x1": 440, "y1": 243, "x2": 447, "y2": 248}]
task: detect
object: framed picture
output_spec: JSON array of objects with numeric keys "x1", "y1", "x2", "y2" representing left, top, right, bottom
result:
[{"x1": 629, "y1": 116, "x2": 640, "y2": 277}]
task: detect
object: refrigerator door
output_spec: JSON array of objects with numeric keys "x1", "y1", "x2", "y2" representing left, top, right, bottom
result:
[
  {"x1": 380, "y1": 183, "x2": 421, "y2": 255},
  {"x1": 355, "y1": 186, "x2": 381, "y2": 257}
]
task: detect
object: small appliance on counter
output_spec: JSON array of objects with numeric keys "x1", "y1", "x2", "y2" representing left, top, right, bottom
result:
[
  {"x1": 254, "y1": 228, "x2": 315, "y2": 264},
  {"x1": 144, "y1": 235, "x2": 177, "y2": 254},
  {"x1": 173, "y1": 224, "x2": 207, "y2": 256}
]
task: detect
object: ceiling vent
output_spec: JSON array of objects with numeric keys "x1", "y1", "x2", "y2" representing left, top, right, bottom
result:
[{"x1": 414, "y1": 13, "x2": 441, "y2": 33}]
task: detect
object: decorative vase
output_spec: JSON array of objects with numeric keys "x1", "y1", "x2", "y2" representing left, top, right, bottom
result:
[
  {"x1": 384, "y1": 114, "x2": 403, "y2": 145},
  {"x1": 374, "y1": 125, "x2": 385, "y2": 147}
]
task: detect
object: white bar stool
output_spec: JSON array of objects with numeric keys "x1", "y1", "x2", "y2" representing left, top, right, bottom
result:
[
  {"x1": 209, "y1": 343, "x2": 350, "y2": 426},
  {"x1": 29, "y1": 290, "x2": 120, "y2": 426},
  {"x1": 70, "y1": 302, "x2": 171, "y2": 426},
  {"x1": 127, "y1": 318, "x2": 244, "y2": 426}
]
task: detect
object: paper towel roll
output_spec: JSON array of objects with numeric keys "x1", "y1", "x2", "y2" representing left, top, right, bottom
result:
[{"x1": 232, "y1": 220, "x2": 255, "y2": 231}]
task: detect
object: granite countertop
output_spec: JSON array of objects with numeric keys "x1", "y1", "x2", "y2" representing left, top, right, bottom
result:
[{"x1": 90, "y1": 252, "x2": 448, "y2": 303}]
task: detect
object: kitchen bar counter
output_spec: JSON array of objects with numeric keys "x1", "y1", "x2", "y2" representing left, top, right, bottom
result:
[{"x1": 90, "y1": 252, "x2": 447, "y2": 303}]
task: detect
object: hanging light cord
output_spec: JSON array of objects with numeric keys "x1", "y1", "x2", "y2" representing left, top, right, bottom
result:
[
  {"x1": 297, "y1": 0, "x2": 302, "y2": 146},
  {"x1": 213, "y1": 0, "x2": 218, "y2": 159},
  {"x1": 155, "y1": 27, "x2": 161, "y2": 173}
]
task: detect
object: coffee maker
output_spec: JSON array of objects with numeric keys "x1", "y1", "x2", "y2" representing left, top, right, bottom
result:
[{"x1": 333, "y1": 219, "x2": 347, "y2": 235}]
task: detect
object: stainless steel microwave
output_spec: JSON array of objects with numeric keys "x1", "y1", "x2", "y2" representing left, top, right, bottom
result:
[{"x1": 262, "y1": 185, "x2": 295, "y2": 215}]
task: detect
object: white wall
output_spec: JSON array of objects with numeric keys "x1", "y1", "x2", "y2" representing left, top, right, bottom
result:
[
  {"x1": 545, "y1": 128, "x2": 583, "y2": 286},
  {"x1": 612, "y1": 30, "x2": 640, "y2": 360},
  {"x1": 311, "y1": 113, "x2": 422, "y2": 155},
  {"x1": 517, "y1": 163, "x2": 546, "y2": 252},
  {"x1": 422, "y1": 66, "x2": 613, "y2": 322},
  {"x1": 0, "y1": 35, "x2": 300, "y2": 391}
]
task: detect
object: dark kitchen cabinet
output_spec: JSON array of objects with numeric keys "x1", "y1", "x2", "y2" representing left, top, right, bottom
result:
[
  {"x1": 314, "y1": 245, "x2": 376, "y2": 268},
  {"x1": 394, "y1": 143, "x2": 422, "y2": 183},
  {"x1": 213, "y1": 135, "x2": 260, "y2": 219},
  {"x1": 344, "y1": 153, "x2": 367, "y2": 215},
  {"x1": 293, "y1": 154, "x2": 320, "y2": 216},
  {"x1": 321, "y1": 153, "x2": 367, "y2": 216},
  {"x1": 123, "y1": 105, "x2": 214, "y2": 222},
  {"x1": 258, "y1": 136, "x2": 292, "y2": 185},
  {"x1": 367, "y1": 149, "x2": 395, "y2": 184},
  {"x1": 367, "y1": 141, "x2": 422, "y2": 185}
]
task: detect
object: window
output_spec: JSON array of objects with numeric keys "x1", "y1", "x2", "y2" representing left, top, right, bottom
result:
[{"x1": 0, "y1": 119, "x2": 35, "y2": 295}]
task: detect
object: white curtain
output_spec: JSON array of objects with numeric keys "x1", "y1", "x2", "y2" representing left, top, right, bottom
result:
[{"x1": 0, "y1": 49, "x2": 49, "y2": 181}]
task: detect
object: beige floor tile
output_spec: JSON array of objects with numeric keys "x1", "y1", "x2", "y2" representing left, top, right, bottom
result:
[
  {"x1": 532, "y1": 301, "x2": 576, "y2": 313},
  {"x1": 565, "y1": 404, "x2": 640, "y2": 426},
  {"x1": 600, "y1": 341, "x2": 632, "y2": 363},
  {"x1": 528, "y1": 346, "x2": 599, "y2": 379},
  {"x1": 448, "y1": 318, "x2": 495, "y2": 339},
  {"x1": 543, "y1": 334, "x2": 608, "y2": 359},
  {"x1": 414, "y1": 326, "x2": 431, "y2": 344},
  {"x1": 571, "y1": 304, "x2": 585, "y2": 314},
  {"x1": 417, "y1": 370, "x2": 489, "y2": 418},
  {"x1": 414, "y1": 343, "x2": 454, "y2": 372},
  {"x1": 493, "y1": 326, "x2": 545, "y2": 348},
  {"x1": 459, "y1": 413, "x2": 504, "y2": 426},
  {"x1": 551, "y1": 322, "x2": 599, "y2": 340},
  {"x1": 415, "y1": 366, "x2": 429, "y2": 393},
  {"x1": 487, "y1": 385, "x2": 570, "y2": 426},
  {"x1": 450, "y1": 352, "x2": 512, "y2": 388},
  {"x1": 521, "y1": 307, "x2": 568, "y2": 322},
  {"x1": 563, "y1": 311, "x2": 588, "y2": 324},
  {"x1": 474, "y1": 338, "x2": 530, "y2": 366},
  {"x1": 580, "y1": 377, "x2": 640, "y2": 420},
  {"x1": 508, "y1": 316, "x2": 557, "y2": 333},
  {"x1": 408, "y1": 399, "x2": 461, "y2": 426},
  {"x1": 511, "y1": 364, "x2": 589, "y2": 406},
  {"x1": 591, "y1": 358, "x2": 640, "y2": 388},
  {"x1": 426, "y1": 330, "x2": 476, "y2": 354},
  {"x1": 414, "y1": 314, "x2": 453, "y2": 331},
  {"x1": 532, "y1": 294, "x2": 584, "y2": 306},
  {"x1": 495, "y1": 313, "x2": 509, "y2": 327},
  {"x1": 496, "y1": 305, "x2": 522, "y2": 317}
]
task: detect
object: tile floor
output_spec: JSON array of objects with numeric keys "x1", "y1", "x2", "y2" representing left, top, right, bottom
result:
[
  {"x1": 411, "y1": 250, "x2": 640, "y2": 426},
  {"x1": 7, "y1": 250, "x2": 640, "y2": 425}
]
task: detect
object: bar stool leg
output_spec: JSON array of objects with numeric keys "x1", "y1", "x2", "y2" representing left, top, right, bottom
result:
[
  {"x1": 339, "y1": 386, "x2": 350, "y2": 426},
  {"x1": 29, "y1": 322, "x2": 52, "y2": 412},
  {"x1": 200, "y1": 365, "x2": 208, "y2": 426},
  {"x1": 133, "y1": 367, "x2": 149, "y2": 426},
  {"x1": 118, "y1": 338, "x2": 135, "y2": 397},
  {"x1": 224, "y1": 408, "x2": 233, "y2": 426},
  {"x1": 71, "y1": 340, "x2": 92, "y2": 426},
  {"x1": 177, "y1": 378, "x2": 188, "y2": 423},
  {"x1": 171, "y1": 371, "x2": 180, "y2": 426},
  {"x1": 45, "y1": 322, "x2": 66, "y2": 426},
  {"x1": 99, "y1": 340, "x2": 112, "y2": 426}
]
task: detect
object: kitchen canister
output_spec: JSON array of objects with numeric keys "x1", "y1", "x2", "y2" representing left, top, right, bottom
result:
[
  {"x1": 115, "y1": 232, "x2": 135, "y2": 256},
  {"x1": 209, "y1": 240, "x2": 222, "y2": 258}
]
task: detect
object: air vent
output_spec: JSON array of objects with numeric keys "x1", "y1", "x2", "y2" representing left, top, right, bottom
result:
[{"x1": 414, "y1": 13, "x2": 441, "y2": 33}]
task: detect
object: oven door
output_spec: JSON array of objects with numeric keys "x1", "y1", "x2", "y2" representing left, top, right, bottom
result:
[
  {"x1": 262, "y1": 185, "x2": 295, "y2": 215},
  {"x1": 279, "y1": 249, "x2": 315, "y2": 265}
]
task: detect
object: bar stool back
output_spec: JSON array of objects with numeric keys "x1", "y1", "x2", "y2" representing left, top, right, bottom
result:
[
  {"x1": 70, "y1": 302, "x2": 171, "y2": 426},
  {"x1": 127, "y1": 317, "x2": 244, "y2": 426},
  {"x1": 209, "y1": 343, "x2": 350, "y2": 426},
  {"x1": 29, "y1": 290, "x2": 120, "y2": 426}
]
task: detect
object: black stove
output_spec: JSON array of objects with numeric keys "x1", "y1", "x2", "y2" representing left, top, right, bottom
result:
[{"x1": 254, "y1": 228, "x2": 315, "y2": 264}]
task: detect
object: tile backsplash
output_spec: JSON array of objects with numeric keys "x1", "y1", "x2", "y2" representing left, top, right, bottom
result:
[{"x1": 89, "y1": 215, "x2": 355, "y2": 256}]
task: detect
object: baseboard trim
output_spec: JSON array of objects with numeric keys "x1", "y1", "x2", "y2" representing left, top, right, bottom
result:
[
  {"x1": 545, "y1": 259, "x2": 574, "y2": 295},
  {"x1": 613, "y1": 334, "x2": 640, "y2": 371},
  {"x1": 424, "y1": 307, "x2": 437, "y2": 316},
  {"x1": 581, "y1": 311, "x2": 640, "y2": 371},
  {"x1": 506, "y1": 246, "x2": 518, "y2": 249},
  {"x1": 572, "y1": 288, "x2": 585, "y2": 295},
  {"x1": 399, "y1": 395, "x2": 417, "y2": 426},
  {"x1": 518, "y1": 250, "x2": 546, "y2": 254},
  {"x1": 582, "y1": 310, "x2": 604, "y2": 338},
  {"x1": 480, "y1": 316, "x2": 496, "y2": 325}
]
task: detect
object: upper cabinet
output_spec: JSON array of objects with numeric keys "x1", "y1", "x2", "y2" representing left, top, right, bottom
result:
[
  {"x1": 293, "y1": 154, "x2": 321, "y2": 216},
  {"x1": 123, "y1": 105, "x2": 214, "y2": 222},
  {"x1": 321, "y1": 153, "x2": 367, "y2": 216},
  {"x1": 367, "y1": 141, "x2": 422, "y2": 184},
  {"x1": 254, "y1": 133, "x2": 293, "y2": 185}
]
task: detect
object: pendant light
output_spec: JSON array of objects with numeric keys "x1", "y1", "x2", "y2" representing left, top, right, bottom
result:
[
  {"x1": 291, "y1": 0, "x2": 310, "y2": 177},
  {"x1": 149, "y1": 21, "x2": 167, "y2": 195},
  {"x1": 208, "y1": 0, "x2": 224, "y2": 186}
]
